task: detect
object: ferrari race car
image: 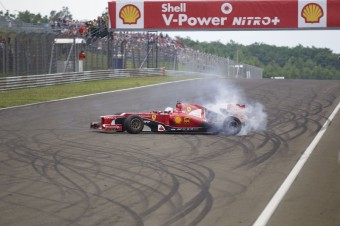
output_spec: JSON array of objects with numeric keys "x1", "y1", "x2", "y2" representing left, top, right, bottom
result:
[{"x1": 91, "y1": 102, "x2": 247, "y2": 135}]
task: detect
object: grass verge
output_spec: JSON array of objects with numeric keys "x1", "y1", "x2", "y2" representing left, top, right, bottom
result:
[{"x1": 0, "y1": 76, "x2": 195, "y2": 108}]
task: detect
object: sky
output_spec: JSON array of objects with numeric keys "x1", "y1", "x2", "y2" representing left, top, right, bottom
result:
[{"x1": 1, "y1": 0, "x2": 339, "y2": 54}]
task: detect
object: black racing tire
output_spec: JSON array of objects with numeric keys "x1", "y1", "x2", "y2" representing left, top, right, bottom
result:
[
  {"x1": 124, "y1": 115, "x2": 144, "y2": 134},
  {"x1": 222, "y1": 116, "x2": 242, "y2": 136}
]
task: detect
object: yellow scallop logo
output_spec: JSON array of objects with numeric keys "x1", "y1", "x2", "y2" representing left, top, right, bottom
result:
[
  {"x1": 119, "y1": 4, "x2": 141, "y2": 24},
  {"x1": 301, "y1": 3, "x2": 324, "y2": 23},
  {"x1": 174, "y1": 116, "x2": 182, "y2": 124}
]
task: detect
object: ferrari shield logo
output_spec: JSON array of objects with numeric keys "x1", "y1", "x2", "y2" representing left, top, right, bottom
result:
[
  {"x1": 186, "y1": 106, "x2": 191, "y2": 112},
  {"x1": 152, "y1": 114, "x2": 156, "y2": 120}
]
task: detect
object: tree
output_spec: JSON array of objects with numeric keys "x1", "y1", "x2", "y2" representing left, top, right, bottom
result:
[
  {"x1": 16, "y1": 10, "x2": 48, "y2": 24},
  {"x1": 49, "y1": 7, "x2": 73, "y2": 21},
  {"x1": 177, "y1": 36, "x2": 340, "y2": 80},
  {"x1": 1, "y1": 7, "x2": 73, "y2": 24}
]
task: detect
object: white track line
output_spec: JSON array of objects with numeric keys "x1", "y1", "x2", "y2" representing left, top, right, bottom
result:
[
  {"x1": 253, "y1": 101, "x2": 340, "y2": 226},
  {"x1": 0, "y1": 78, "x2": 201, "y2": 111}
]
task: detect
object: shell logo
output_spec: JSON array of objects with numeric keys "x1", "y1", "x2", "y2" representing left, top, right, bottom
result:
[
  {"x1": 174, "y1": 116, "x2": 182, "y2": 124},
  {"x1": 119, "y1": 4, "x2": 141, "y2": 24},
  {"x1": 301, "y1": 3, "x2": 324, "y2": 23}
]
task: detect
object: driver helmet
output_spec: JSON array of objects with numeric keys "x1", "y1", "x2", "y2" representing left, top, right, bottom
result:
[
  {"x1": 164, "y1": 107, "x2": 173, "y2": 113},
  {"x1": 176, "y1": 101, "x2": 183, "y2": 110}
]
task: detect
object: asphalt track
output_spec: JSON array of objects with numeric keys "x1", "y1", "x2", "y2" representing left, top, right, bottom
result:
[{"x1": 0, "y1": 78, "x2": 339, "y2": 226}]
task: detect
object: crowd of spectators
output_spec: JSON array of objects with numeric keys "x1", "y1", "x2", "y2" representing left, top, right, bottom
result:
[
  {"x1": 110, "y1": 32, "x2": 185, "y2": 53},
  {"x1": 49, "y1": 13, "x2": 109, "y2": 39},
  {"x1": 106, "y1": 31, "x2": 227, "y2": 72},
  {"x1": 48, "y1": 12, "x2": 190, "y2": 52},
  {"x1": 49, "y1": 12, "x2": 230, "y2": 72},
  {"x1": 49, "y1": 13, "x2": 184, "y2": 50}
]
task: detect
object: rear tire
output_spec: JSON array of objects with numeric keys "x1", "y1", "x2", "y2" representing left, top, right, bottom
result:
[
  {"x1": 222, "y1": 116, "x2": 242, "y2": 136},
  {"x1": 124, "y1": 115, "x2": 144, "y2": 134}
]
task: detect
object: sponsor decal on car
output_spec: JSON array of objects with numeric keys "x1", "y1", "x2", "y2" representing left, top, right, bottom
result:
[
  {"x1": 158, "y1": 125, "x2": 165, "y2": 131},
  {"x1": 175, "y1": 116, "x2": 182, "y2": 124},
  {"x1": 152, "y1": 114, "x2": 157, "y2": 120}
]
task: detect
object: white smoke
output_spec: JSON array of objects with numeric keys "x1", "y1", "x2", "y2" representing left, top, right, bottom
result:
[
  {"x1": 200, "y1": 78, "x2": 267, "y2": 135},
  {"x1": 240, "y1": 102, "x2": 267, "y2": 135}
]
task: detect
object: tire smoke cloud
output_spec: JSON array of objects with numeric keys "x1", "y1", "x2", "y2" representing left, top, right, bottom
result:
[{"x1": 197, "y1": 78, "x2": 267, "y2": 135}]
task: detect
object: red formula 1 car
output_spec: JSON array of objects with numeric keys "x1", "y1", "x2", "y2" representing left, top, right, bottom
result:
[{"x1": 91, "y1": 102, "x2": 246, "y2": 135}]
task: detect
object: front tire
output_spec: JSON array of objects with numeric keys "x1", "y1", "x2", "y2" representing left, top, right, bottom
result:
[
  {"x1": 124, "y1": 115, "x2": 144, "y2": 134},
  {"x1": 222, "y1": 116, "x2": 242, "y2": 136}
]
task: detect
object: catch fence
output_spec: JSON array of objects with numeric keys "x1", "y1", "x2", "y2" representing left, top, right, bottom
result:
[{"x1": 0, "y1": 28, "x2": 263, "y2": 81}]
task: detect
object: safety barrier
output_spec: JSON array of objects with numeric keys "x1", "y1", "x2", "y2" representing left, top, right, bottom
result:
[{"x1": 0, "y1": 68, "x2": 163, "y2": 91}]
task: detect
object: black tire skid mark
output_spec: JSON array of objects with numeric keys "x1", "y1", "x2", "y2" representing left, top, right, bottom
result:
[
  {"x1": 158, "y1": 159, "x2": 215, "y2": 226},
  {"x1": 175, "y1": 135, "x2": 202, "y2": 157},
  {"x1": 59, "y1": 135, "x2": 214, "y2": 225},
  {"x1": 104, "y1": 146, "x2": 182, "y2": 219},
  {"x1": 274, "y1": 108, "x2": 310, "y2": 141},
  {"x1": 38, "y1": 134, "x2": 197, "y2": 225},
  {"x1": 50, "y1": 149, "x2": 105, "y2": 225},
  {"x1": 1, "y1": 131, "x2": 150, "y2": 225},
  {"x1": 242, "y1": 81, "x2": 339, "y2": 169},
  {"x1": 189, "y1": 136, "x2": 243, "y2": 163},
  {"x1": 0, "y1": 131, "x2": 90, "y2": 225},
  {"x1": 272, "y1": 96, "x2": 330, "y2": 142},
  {"x1": 86, "y1": 141, "x2": 213, "y2": 225},
  {"x1": 232, "y1": 136, "x2": 257, "y2": 167},
  {"x1": 237, "y1": 131, "x2": 288, "y2": 169},
  {"x1": 44, "y1": 143, "x2": 179, "y2": 225}
]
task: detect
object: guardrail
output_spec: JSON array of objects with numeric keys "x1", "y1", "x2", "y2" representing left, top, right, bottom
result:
[
  {"x1": 166, "y1": 70, "x2": 223, "y2": 77},
  {"x1": 0, "y1": 68, "x2": 164, "y2": 91}
]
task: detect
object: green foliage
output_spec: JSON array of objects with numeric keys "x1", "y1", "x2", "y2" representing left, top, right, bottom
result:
[
  {"x1": 49, "y1": 6, "x2": 73, "y2": 21},
  {"x1": 4, "y1": 7, "x2": 73, "y2": 24},
  {"x1": 16, "y1": 11, "x2": 48, "y2": 24},
  {"x1": 178, "y1": 37, "x2": 340, "y2": 80}
]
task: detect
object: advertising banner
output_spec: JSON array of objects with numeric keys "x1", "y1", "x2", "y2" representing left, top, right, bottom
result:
[{"x1": 108, "y1": 0, "x2": 340, "y2": 30}]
